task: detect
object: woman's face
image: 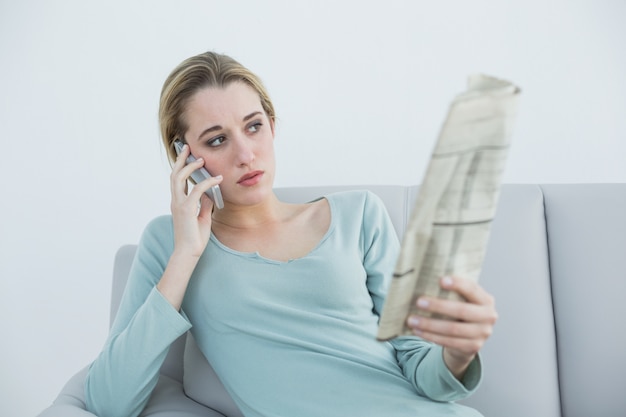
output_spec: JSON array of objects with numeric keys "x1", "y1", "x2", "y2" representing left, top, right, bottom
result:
[{"x1": 182, "y1": 82, "x2": 276, "y2": 207}]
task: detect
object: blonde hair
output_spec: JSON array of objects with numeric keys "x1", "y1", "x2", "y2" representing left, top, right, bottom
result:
[{"x1": 159, "y1": 51, "x2": 276, "y2": 164}]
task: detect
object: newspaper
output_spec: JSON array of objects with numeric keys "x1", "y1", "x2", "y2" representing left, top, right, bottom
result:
[{"x1": 376, "y1": 74, "x2": 521, "y2": 341}]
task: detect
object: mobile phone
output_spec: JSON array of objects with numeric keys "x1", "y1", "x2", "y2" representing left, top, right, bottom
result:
[{"x1": 174, "y1": 139, "x2": 224, "y2": 209}]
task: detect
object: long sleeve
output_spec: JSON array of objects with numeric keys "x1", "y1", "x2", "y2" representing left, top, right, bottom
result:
[
  {"x1": 392, "y1": 337, "x2": 481, "y2": 401},
  {"x1": 361, "y1": 192, "x2": 482, "y2": 402},
  {"x1": 84, "y1": 216, "x2": 192, "y2": 417}
]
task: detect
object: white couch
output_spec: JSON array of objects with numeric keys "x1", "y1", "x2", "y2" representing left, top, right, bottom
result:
[{"x1": 39, "y1": 184, "x2": 626, "y2": 417}]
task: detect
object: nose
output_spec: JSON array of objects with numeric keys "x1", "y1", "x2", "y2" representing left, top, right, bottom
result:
[{"x1": 233, "y1": 136, "x2": 255, "y2": 166}]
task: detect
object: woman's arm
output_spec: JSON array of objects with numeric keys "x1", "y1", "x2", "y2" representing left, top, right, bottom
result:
[
  {"x1": 84, "y1": 217, "x2": 192, "y2": 417},
  {"x1": 361, "y1": 191, "x2": 487, "y2": 401},
  {"x1": 84, "y1": 144, "x2": 222, "y2": 417},
  {"x1": 157, "y1": 143, "x2": 221, "y2": 310}
]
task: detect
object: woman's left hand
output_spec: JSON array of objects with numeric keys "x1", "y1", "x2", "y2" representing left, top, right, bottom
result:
[{"x1": 406, "y1": 276, "x2": 498, "y2": 380}]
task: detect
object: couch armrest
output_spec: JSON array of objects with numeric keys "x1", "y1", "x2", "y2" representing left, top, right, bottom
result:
[
  {"x1": 37, "y1": 366, "x2": 95, "y2": 416},
  {"x1": 38, "y1": 405, "x2": 97, "y2": 417},
  {"x1": 38, "y1": 365, "x2": 227, "y2": 417}
]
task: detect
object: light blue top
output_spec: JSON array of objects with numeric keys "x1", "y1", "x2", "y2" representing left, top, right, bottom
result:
[{"x1": 85, "y1": 190, "x2": 482, "y2": 417}]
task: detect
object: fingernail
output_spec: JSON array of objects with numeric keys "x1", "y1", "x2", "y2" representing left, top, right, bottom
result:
[
  {"x1": 441, "y1": 276, "x2": 453, "y2": 287},
  {"x1": 417, "y1": 298, "x2": 429, "y2": 309},
  {"x1": 407, "y1": 316, "x2": 419, "y2": 327},
  {"x1": 215, "y1": 175, "x2": 223, "y2": 180}
]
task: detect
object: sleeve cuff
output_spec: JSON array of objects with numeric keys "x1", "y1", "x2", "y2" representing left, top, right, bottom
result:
[
  {"x1": 149, "y1": 287, "x2": 192, "y2": 336},
  {"x1": 418, "y1": 345, "x2": 483, "y2": 401}
]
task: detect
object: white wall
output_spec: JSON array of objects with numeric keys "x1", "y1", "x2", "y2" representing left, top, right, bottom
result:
[{"x1": 1, "y1": 0, "x2": 624, "y2": 415}]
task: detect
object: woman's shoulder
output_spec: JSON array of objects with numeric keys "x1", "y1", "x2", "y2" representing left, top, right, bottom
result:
[
  {"x1": 137, "y1": 215, "x2": 175, "y2": 250},
  {"x1": 325, "y1": 189, "x2": 386, "y2": 211},
  {"x1": 143, "y1": 214, "x2": 174, "y2": 234},
  {"x1": 322, "y1": 190, "x2": 390, "y2": 229}
]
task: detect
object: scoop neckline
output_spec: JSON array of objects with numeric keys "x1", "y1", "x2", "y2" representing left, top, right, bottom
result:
[{"x1": 209, "y1": 196, "x2": 335, "y2": 265}]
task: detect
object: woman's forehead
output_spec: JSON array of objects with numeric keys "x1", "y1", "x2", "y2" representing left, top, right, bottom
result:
[{"x1": 188, "y1": 82, "x2": 262, "y2": 116}]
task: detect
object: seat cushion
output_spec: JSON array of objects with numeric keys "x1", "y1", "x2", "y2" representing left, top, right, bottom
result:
[
  {"x1": 142, "y1": 373, "x2": 225, "y2": 417},
  {"x1": 183, "y1": 333, "x2": 245, "y2": 417},
  {"x1": 37, "y1": 366, "x2": 221, "y2": 417}
]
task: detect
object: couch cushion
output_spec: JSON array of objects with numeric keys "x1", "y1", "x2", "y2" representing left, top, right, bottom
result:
[
  {"x1": 459, "y1": 185, "x2": 562, "y2": 417},
  {"x1": 542, "y1": 184, "x2": 626, "y2": 417},
  {"x1": 37, "y1": 366, "x2": 95, "y2": 417},
  {"x1": 183, "y1": 333, "x2": 245, "y2": 417},
  {"x1": 142, "y1": 373, "x2": 225, "y2": 417},
  {"x1": 37, "y1": 366, "x2": 221, "y2": 417}
]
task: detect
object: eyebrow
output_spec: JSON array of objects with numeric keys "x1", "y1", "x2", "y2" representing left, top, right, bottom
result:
[{"x1": 196, "y1": 111, "x2": 263, "y2": 142}]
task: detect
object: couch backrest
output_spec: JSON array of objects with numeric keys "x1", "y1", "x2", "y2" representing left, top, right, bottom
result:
[
  {"x1": 541, "y1": 184, "x2": 626, "y2": 417},
  {"x1": 110, "y1": 184, "x2": 626, "y2": 417}
]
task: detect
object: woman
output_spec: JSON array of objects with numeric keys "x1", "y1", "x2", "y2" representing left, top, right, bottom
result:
[{"x1": 85, "y1": 51, "x2": 497, "y2": 417}]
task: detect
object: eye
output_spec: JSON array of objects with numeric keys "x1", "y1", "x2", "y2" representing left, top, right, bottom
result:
[
  {"x1": 207, "y1": 135, "x2": 226, "y2": 147},
  {"x1": 247, "y1": 122, "x2": 262, "y2": 134}
]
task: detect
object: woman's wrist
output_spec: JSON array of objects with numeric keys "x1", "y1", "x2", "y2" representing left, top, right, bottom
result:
[
  {"x1": 171, "y1": 244, "x2": 205, "y2": 261},
  {"x1": 156, "y1": 249, "x2": 201, "y2": 310},
  {"x1": 442, "y1": 348, "x2": 475, "y2": 381}
]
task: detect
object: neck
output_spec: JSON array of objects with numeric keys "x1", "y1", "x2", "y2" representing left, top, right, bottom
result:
[{"x1": 211, "y1": 193, "x2": 285, "y2": 230}]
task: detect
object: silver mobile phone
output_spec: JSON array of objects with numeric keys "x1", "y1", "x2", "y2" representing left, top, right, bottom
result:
[{"x1": 174, "y1": 139, "x2": 224, "y2": 209}]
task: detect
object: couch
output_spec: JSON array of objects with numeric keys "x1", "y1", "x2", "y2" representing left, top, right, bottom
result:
[{"x1": 38, "y1": 183, "x2": 626, "y2": 417}]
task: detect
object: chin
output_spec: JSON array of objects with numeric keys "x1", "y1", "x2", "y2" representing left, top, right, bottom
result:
[{"x1": 229, "y1": 184, "x2": 274, "y2": 206}]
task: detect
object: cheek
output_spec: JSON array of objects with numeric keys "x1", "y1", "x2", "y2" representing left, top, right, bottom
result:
[
  {"x1": 189, "y1": 147, "x2": 222, "y2": 175},
  {"x1": 258, "y1": 134, "x2": 276, "y2": 158},
  {"x1": 203, "y1": 157, "x2": 225, "y2": 176}
]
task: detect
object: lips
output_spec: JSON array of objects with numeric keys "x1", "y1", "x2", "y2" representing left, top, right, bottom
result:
[{"x1": 237, "y1": 170, "x2": 264, "y2": 186}]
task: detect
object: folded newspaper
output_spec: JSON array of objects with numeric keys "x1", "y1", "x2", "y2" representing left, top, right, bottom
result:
[{"x1": 376, "y1": 74, "x2": 521, "y2": 341}]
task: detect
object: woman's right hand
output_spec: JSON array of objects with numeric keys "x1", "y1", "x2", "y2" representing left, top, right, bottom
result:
[{"x1": 170, "y1": 143, "x2": 223, "y2": 258}]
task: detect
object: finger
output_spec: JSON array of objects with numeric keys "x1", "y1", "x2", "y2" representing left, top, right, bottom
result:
[
  {"x1": 188, "y1": 175, "x2": 223, "y2": 202},
  {"x1": 170, "y1": 143, "x2": 190, "y2": 199},
  {"x1": 415, "y1": 296, "x2": 498, "y2": 324},
  {"x1": 198, "y1": 193, "x2": 214, "y2": 220},
  {"x1": 172, "y1": 142, "x2": 190, "y2": 169},
  {"x1": 406, "y1": 315, "x2": 490, "y2": 356},
  {"x1": 171, "y1": 143, "x2": 202, "y2": 187},
  {"x1": 440, "y1": 275, "x2": 495, "y2": 307},
  {"x1": 178, "y1": 157, "x2": 208, "y2": 183},
  {"x1": 185, "y1": 175, "x2": 223, "y2": 216},
  {"x1": 171, "y1": 157, "x2": 206, "y2": 200},
  {"x1": 198, "y1": 194, "x2": 214, "y2": 231},
  {"x1": 407, "y1": 315, "x2": 493, "y2": 340}
]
